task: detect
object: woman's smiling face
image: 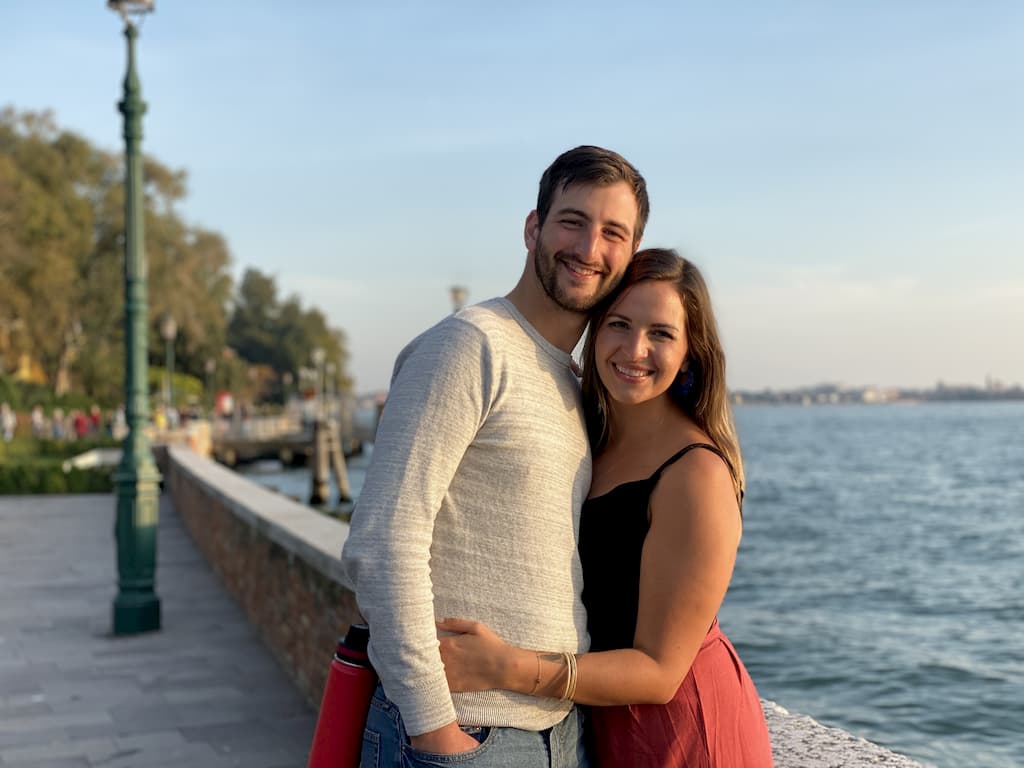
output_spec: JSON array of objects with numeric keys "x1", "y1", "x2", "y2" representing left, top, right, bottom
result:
[{"x1": 594, "y1": 279, "x2": 689, "y2": 407}]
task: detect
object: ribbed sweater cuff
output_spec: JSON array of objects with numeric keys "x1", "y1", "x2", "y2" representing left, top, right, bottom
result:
[{"x1": 386, "y1": 670, "x2": 457, "y2": 737}]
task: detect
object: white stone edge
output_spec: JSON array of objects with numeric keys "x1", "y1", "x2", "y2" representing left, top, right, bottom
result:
[
  {"x1": 166, "y1": 445, "x2": 351, "y2": 588},
  {"x1": 762, "y1": 701, "x2": 930, "y2": 767}
]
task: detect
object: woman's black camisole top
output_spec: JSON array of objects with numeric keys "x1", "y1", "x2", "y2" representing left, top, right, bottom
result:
[{"x1": 579, "y1": 442, "x2": 730, "y2": 653}]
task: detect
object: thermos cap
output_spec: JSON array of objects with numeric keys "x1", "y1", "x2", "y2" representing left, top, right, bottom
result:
[{"x1": 336, "y1": 623, "x2": 371, "y2": 665}]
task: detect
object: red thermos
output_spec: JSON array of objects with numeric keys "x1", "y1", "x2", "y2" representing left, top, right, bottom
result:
[{"x1": 307, "y1": 623, "x2": 377, "y2": 768}]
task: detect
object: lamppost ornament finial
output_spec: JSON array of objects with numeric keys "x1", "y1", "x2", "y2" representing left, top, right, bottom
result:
[
  {"x1": 107, "y1": 0, "x2": 154, "y2": 28},
  {"x1": 450, "y1": 285, "x2": 469, "y2": 313}
]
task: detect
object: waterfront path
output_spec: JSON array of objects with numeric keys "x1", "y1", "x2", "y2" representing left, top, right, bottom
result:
[{"x1": 0, "y1": 494, "x2": 316, "y2": 768}]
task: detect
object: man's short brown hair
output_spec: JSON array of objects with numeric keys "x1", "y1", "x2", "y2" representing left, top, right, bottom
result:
[{"x1": 536, "y1": 146, "x2": 649, "y2": 246}]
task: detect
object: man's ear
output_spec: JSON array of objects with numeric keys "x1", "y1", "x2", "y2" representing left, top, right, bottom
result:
[{"x1": 524, "y1": 210, "x2": 540, "y2": 251}]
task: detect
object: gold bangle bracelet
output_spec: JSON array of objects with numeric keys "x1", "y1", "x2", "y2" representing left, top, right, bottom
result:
[
  {"x1": 528, "y1": 652, "x2": 542, "y2": 696},
  {"x1": 569, "y1": 651, "x2": 577, "y2": 704}
]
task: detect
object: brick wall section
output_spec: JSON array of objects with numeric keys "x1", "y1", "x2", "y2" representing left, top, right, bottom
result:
[{"x1": 160, "y1": 445, "x2": 361, "y2": 709}]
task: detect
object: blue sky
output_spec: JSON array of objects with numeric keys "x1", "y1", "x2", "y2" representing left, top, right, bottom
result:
[{"x1": 4, "y1": 2, "x2": 1022, "y2": 393}]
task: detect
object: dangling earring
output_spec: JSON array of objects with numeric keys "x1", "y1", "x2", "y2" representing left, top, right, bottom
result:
[{"x1": 671, "y1": 367, "x2": 695, "y2": 399}]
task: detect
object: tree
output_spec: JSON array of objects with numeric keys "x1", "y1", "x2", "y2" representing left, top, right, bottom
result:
[
  {"x1": 2, "y1": 107, "x2": 349, "y2": 407},
  {"x1": 227, "y1": 268, "x2": 350, "y2": 402},
  {"x1": 0, "y1": 110, "x2": 98, "y2": 396},
  {"x1": 0, "y1": 107, "x2": 236, "y2": 405},
  {"x1": 227, "y1": 269, "x2": 280, "y2": 368}
]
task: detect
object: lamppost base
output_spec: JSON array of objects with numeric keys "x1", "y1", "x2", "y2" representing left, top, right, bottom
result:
[{"x1": 113, "y1": 592, "x2": 161, "y2": 635}]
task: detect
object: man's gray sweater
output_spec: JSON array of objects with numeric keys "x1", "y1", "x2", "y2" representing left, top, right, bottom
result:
[{"x1": 341, "y1": 298, "x2": 591, "y2": 735}]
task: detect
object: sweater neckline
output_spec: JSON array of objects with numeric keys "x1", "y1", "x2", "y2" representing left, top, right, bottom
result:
[{"x1": 491, "y1": 297, "x2": 576, "y2": 371}]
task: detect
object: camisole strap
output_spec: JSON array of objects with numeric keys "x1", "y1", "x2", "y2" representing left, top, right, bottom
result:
[
  {"x1": 651, "y1": 442, "x2": 733, "y2": 482},
  {"x1": 651, "y1": 442, "x2": 744, "y2": 516}
]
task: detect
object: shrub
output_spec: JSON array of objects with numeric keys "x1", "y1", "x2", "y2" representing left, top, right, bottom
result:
[{"x1": 0, "y1": 462, "x2": 114, "y2": 494}]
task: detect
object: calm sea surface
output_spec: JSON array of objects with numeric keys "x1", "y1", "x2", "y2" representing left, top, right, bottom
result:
[{"x1": 240, "y1": 402, "x2": 1024, "y2": 768}]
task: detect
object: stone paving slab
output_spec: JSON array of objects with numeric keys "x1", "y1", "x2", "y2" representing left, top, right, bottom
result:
[{"x1": 0, "y1": 494, "x2": 316, "y2": 768}]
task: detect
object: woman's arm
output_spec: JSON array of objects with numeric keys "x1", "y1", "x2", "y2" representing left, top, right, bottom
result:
[{"x1": 439, "y1": 450, "x2": 742, "y2": 706}]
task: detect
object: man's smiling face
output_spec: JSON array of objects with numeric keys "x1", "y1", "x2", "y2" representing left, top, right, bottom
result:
[{"x1": 526, "y1": 181, "x2": 639, "y2": 313}]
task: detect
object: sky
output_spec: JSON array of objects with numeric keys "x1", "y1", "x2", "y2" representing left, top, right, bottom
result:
[{"x1": 3, "y1": 1, "x2": 1022, "y2": 394}]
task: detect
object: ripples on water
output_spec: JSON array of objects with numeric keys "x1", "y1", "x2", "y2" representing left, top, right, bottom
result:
[{"x1": 720, "y1": 402, "x2": 1024, "y2": 768}]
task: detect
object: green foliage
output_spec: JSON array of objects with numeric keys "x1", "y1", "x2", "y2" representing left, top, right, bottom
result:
[
  {"x1": 0, "y1": 436, "x2": 119, "y2": 465},
  {"x1": 0, "y1": 374, "x2": 94, "y2": 412},
  {"x1": 227, "y1": 268, "x2": 349, "y2": 402},
  {"x1": 0, "y1": 434, "x2": 118, "y2": 493},
  {"x1": 146, "y1": 368, "x2": 204, "y2": 404},
  {"x1": 0, "y1": 107, "x2": 233, "y2": 404},
  {"x1": 1, "y1": 107, "x2": 352, "y2": 406},
  {"x1": 0, "y1": 462, "x2": 114, "y2": 494}
]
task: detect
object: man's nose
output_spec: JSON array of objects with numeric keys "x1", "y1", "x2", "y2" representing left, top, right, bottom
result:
[{"x1": 577, "y1": 225, "x2": 602, "y2": 263}]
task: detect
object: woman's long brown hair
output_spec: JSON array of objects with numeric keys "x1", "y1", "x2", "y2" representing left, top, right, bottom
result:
[{"x1": 581, "y1": 248, "x2": 745, "y2": 505}]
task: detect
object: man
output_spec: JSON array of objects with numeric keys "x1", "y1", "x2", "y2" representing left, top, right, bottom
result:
[{"x1": 341, "y1": 145, "x2": 649, "y2": 766}]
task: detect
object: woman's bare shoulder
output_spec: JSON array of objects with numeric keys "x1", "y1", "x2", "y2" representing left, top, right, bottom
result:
[{"x1": 651, "y1": 443, "x2": 740, "y2": 522}]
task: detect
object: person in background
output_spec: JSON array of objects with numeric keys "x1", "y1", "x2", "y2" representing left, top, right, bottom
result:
[
  {"x1": 438, "y1": 249, "x2": 773, "y2": 767},
  {"x1": 51, "y1": 407, "x2": 65, "y2": 440},
  {"x1": 72, "y1": 410, "x2": 90, "y2": 440},
  {"x1": 0, "y1": 402, "x2": 16, "y2": 442},
  {"x1": 341, "y1": 145, "x2": 650, "y2": 767},
  {"x1": 89, "y1": 404, "x2": 102, "y2": 435},
  {"x1": 30, "y1": 405, "x2": 45, "y2": 438}
]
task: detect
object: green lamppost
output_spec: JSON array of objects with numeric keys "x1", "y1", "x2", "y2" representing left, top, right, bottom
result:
[{"x1": 110, "y1": 0, "x2": 161, "y2": 635}]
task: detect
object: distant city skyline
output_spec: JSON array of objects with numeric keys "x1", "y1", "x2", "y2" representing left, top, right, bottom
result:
[
  {"x1": 731, "y1": 377, "x2": 1024, "y2": 403},
  {"x1": 3, "y1": 2, "x2": 1021, "y2": 392}
]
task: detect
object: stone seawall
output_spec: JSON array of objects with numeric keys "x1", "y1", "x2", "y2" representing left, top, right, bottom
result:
[{"x1": 162, "y1": 445, "x2": 926, "y2": 767}]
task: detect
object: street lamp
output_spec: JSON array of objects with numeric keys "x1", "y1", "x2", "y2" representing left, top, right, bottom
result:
[
  {"x1": 311, "y1": 347, "x2": 325, "y2": 418},
  {"x1": 160, "y1": 314, "x2": 176, "y2": 415},
  {"x1": 204, "y1": 357, "x2": 216, "y2": 413},
  {"x1": 325, "y1": 362, "x2": 336, "y2": 420},
  {"x1": 282, "y1": 370, "x2": 293, "y2": 406},
  {"x1": 308, "y1": 347, "x2": 329, "y2": 506},
  {"x1": 109, "y1": 0, "x2": 160, "y2": 635},
  {"x1": 450, "y1": 285, "x2": 468, "y2": 313}
]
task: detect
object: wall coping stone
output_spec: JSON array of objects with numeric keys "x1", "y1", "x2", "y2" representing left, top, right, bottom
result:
[
  {"x1": 763, "y1": 702, "x2": 927, "y2": 766},
  {"x1": 168, "y1": 444, "x2": 350, "y2": 587}
]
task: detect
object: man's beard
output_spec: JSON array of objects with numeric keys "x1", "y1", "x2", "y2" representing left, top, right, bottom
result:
[{"x1": 533, "y1": 237, "x2": 620, "y2": 313}]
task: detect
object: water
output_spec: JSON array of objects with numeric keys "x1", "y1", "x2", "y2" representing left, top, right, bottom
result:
[
  {"x1": 237, "y1": 447, "x2": 374, "y2": 510},
  {"x1": 239, "y1": 402, "x2": 1024, "y2": 767},
  {"x1": 722, "y1": 402, "x2": 1024, "y2": 768}
]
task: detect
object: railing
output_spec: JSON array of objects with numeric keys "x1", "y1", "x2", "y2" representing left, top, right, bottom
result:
[{"x1": 210, "y1": 413, "x2": 305, "y2": 440}]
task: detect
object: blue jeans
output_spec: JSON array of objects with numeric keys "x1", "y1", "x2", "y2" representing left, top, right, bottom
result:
[{"x1": 361, "y1": 684, "x2": 590, "y2": 768}]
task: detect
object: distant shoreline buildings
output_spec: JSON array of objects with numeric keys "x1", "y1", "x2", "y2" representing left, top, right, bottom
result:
[
  {"x1": 730, "y1": 379, "x2": 1024, "y2": 406},
  {"x1": 355, "y1": 381, "x2": 1024, "y2": 408}
]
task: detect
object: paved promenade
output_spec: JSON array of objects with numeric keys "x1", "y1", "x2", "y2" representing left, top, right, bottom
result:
[{"x1": 0, "y1": 494, "x2": 317, "y2": 768}]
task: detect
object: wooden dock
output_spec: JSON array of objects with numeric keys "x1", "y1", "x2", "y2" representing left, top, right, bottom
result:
[{"x1": 210, "y1": 414, "x2": 369, "y2": 468}]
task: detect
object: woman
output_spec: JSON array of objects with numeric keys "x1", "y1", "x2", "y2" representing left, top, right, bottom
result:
[{"x1": 437, "y1": 248, "x2": 773, "y2": 767}]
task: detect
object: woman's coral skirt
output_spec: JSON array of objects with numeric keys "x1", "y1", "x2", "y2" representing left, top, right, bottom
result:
[{"x1": 591, "y1": 619, "x2": 774, "y2": 768}]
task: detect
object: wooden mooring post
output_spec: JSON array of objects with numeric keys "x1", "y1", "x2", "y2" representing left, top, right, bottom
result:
[
  {"x1": 308, "y1": 419, "x2": 330, "y2": 506},
  {"x1": 328, "y1": 419, "x2": 352, "y2": 503},
  {"x1": 308, "y1": 416, "x2": 352, "y2": 506}
]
